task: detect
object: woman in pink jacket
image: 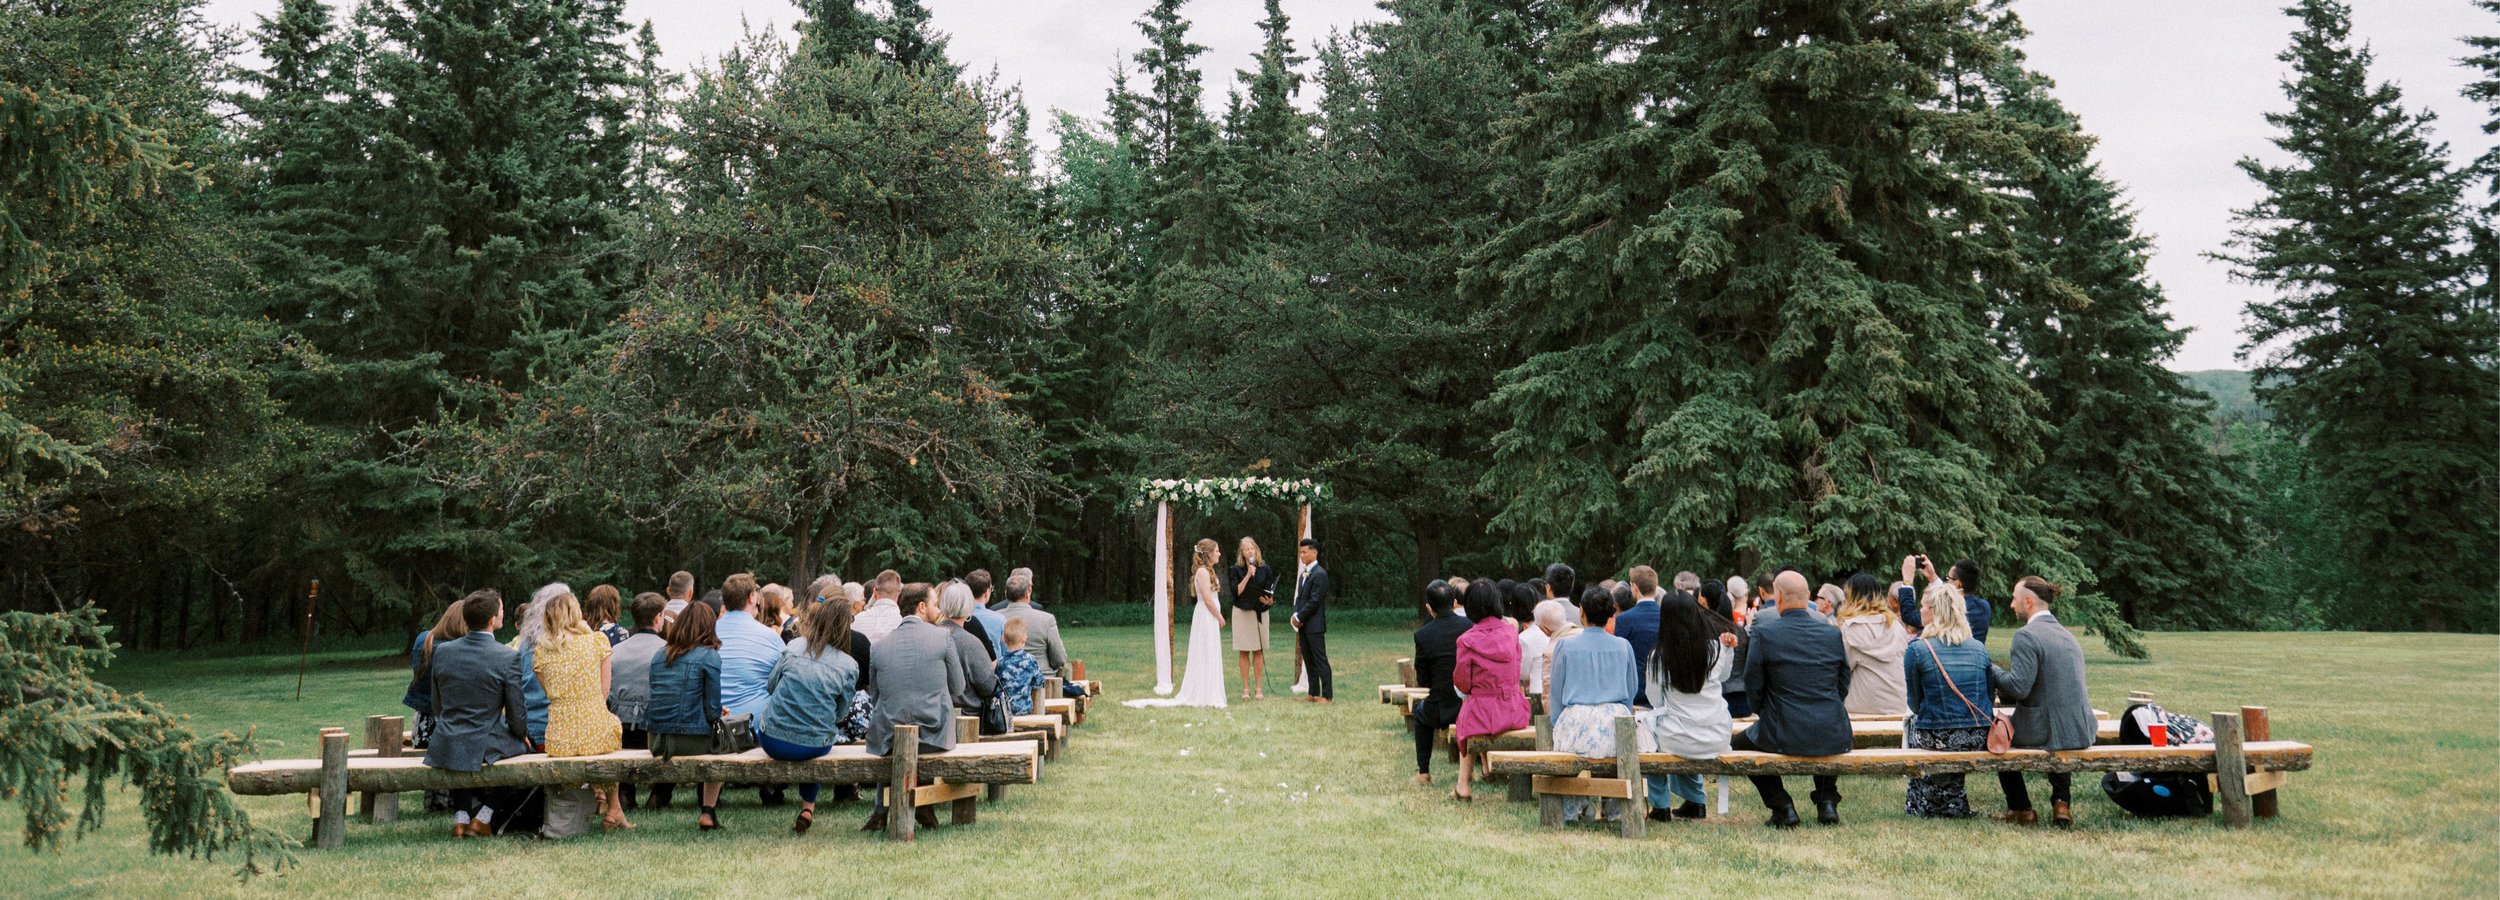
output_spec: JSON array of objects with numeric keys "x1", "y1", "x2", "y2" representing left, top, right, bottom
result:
[{"x1": 1451, "y1": 580, "x2": 1532, "y2": 800}]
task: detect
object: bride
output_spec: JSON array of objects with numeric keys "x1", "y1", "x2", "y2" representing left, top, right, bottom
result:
[{"x1": 1127, "y1": 539, "x2": 1228, "y2": 708}]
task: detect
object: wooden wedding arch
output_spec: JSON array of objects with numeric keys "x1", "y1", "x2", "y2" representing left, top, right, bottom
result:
[{"x1": 1135, "y1": 477, "x2": 1330, "y2": 695}]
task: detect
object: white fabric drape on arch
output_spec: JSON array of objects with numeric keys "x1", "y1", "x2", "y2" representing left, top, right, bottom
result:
[{"x1": 1152, "y1": 501, "x2": 1174, "y2": 695}]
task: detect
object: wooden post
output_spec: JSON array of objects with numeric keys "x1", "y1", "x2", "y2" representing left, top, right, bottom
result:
[
  {"x1": 887, "y1": 725, "x2": 919, "y2": 842},
  {"x1": 2241, "y1": 706, "x2": 2277, "y2": 819},
  {"x1": 1071, "y1": 660, "x2": 1086, "y2": 681},
  {"x1": 1533, "y1": 714, "x2": 1552, "y2": 751},
  {"x1": 293, "y1": 580, "x2": 321, "y2": 700},
  {"x1": 1044, "y1": 677, "x2": 1068, "y2": 724},
  {"x1": 314, "y1": 728, "x2": 348, "y2": 849},
  {"x1": 1398, "y1": 658, "x2": 1417, "y2": 688},
  {"x1": 360, "y1": 715, "x2": 402, "y2": 822},
  {"x1": 957, "y1": 715, "x2": 980, "y2": 742},
  {"x1": 1031, "y1": 678, "x2": 1048, "y2": 716},
  {"x1": 1615, "y1": 714, "x2": 1645, "y2": 839},
  {"x1": 951, "y1": 784, "x2": 980, "y2": 826},
  {"x1": 2212, "y1": 711, "x2": 2250, "y2": 829}
]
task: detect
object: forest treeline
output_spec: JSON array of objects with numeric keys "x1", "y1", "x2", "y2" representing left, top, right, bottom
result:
[{"x1": 3, "y1": 0, "x2": 2493, "y2": 653}]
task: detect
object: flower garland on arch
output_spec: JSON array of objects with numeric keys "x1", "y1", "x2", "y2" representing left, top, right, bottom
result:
[{"x1": 1132, "y1": 476, "x2": 1331, "y2": 516}]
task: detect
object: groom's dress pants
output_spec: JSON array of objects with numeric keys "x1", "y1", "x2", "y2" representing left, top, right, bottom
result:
[{"x1": 1300, "y1": 630, "x2": 1333, "y2": 699}]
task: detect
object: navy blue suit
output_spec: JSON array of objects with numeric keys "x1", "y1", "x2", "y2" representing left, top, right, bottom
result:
[
  {"x1": 1731, "y1": 607, "x2": 1854, "y2": 812},
  {"x1": 1613, "y1": 597, "x2": 1664, "y2": 707}
]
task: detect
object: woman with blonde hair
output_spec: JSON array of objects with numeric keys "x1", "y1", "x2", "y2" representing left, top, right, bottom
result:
[
  {"x1": 1125, "y1": 539, "x2": 1228, "y2": 708},
  {"x1": 1838, "y1": 573, "x2": 1909, "y2": 716},
  {"x1": 1900, "y1": 580, "x2": 1995, "y2": 817},
  {"x1": 531, "y1": 584, "x2": 631, "y2": 830},
  {"x1": 1228, "y1": 536, "x2": 1277, "y2": 698}
]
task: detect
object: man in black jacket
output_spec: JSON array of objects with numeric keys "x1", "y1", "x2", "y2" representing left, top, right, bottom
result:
[
  {"x1": 1729, "y1": 570, "x2": 1854, "y2": 828},
  {"x1": 1409, "y1": 580, "x2": 1470, "y2": 784},
  {"x1": 1289, "y1": 539, "x2": 1333, "y2": 702}
]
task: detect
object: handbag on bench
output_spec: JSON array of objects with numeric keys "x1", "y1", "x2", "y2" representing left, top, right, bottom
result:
[{"x1": 711, "y1": 713, "x2": 758, "y2": 754}]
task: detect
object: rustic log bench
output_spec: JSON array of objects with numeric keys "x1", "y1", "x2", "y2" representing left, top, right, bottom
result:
[
  {"x1": 230, "y1": 723, "x2": 1039, "y2": 846},
  {"x1": 1482, "y1": 709, "x2": 2311, "y2": 838}
]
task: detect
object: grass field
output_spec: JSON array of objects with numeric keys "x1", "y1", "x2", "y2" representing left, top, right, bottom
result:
[{"x1": 13, "y1": 626, "x2": 2497, "y2": 897}]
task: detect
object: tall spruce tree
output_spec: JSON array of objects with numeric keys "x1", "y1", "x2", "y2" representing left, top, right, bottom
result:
[
  {"x1": 1469, "y1": 0, "x2": 2102, "y2": 644},
  {"x1": 2219, "y1": 0, "x2": 2498, "y2": 631},
  {"x1": 1987, "y1": 36, "x2": 2244, "y2": 634}
]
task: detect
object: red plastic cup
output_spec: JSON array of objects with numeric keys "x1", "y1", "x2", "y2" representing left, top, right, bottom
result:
[{"x1": 2148, "y1": 720, "x2": 2168, "y2": 748}]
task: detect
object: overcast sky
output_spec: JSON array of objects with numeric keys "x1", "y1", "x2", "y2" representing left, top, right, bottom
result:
[{"x1": 204, "y1": 0, "x2": 2496, "y2": 371}]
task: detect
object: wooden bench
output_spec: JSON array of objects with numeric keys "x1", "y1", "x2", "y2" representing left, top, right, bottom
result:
[
  {"x1": 1470, "y1": 717, "x2": 2123, "y2": 755},
  {"x1": 230, "y1": 723, "x2": 1039, "y2": 846},
  {"x1": 1482, "y1": 709, "x2": 2311, "y2": 837}
]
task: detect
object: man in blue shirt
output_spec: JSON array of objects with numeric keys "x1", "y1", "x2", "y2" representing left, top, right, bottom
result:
[
  {"x1": 714, "y1": 573, "x2": 788, "y2": 804},
  {"x1": 1895, "y1": 555, "x2": 1994, "y2": 645},
  {"x1": 965, "y1": 569, "x2": 1007, "y2": 661}
]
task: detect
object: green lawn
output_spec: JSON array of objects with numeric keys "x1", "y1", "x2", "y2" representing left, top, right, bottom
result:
[{"x1": 14, "y1": 627, "x2": 2496, "y2": 897}]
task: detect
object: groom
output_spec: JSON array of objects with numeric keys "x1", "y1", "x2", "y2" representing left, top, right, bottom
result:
[{"x1": 1290, "y1": 538, "x2": 1334, "y2": 703}]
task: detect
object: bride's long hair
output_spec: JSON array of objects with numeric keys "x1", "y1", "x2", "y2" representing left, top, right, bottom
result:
[{"x1": 1192, "y1": 538, "x2": 1220, "y2": 574}]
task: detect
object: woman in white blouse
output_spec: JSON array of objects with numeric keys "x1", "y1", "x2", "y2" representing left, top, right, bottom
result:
[{"x1": 1641, "y1": 597, "x2": 1735, "y2": 821}]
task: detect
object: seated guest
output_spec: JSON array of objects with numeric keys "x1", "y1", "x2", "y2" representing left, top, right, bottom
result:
[
  {"x1": 1732, "y1": 570, "x2": 1853, "y2": 828},
  {"x1": 808, "y1": 575, "x2": 876, "y2": 739},
  {"x1": 758, "y1": 597, "x2": 861, "y2": 834},
  {"x1": 1511, "y1": 582, "x2": 1550, "y2": 697},
  {"x1": 715, "y1": 573, "x2": 789, "y2": 807},
  {"x1": 1546, "y1": 587, "x2": 1640, "y2": 822},
  {"x1": 1532, "y1": 599, "x2": 1580, "y2": 714},
  {"x1": 508, "y1": 593, "x2": 552, "y2": 751},
  {"x1": 585, "y1": 584, "x2": 630, "y2": 646},
  {"x1": 1700, "y1": 580, "x2": 1752, "y2": 719},
  {"x1": 423, "y1": 590, "x2": 530, "y2": 838},
  {"x1": 862, "y1": 583, "x2": 967, "y2": 832},
  {"x1": 529, "y1": 584, "x2": 631, "y2": 833},
  {"x1": 757, "y1": 583, "x2": 798, "y2": 640},
  {"x1": 1613, "y1": 566, "x2": 1666, "y2": 706},
  {"x1": 854, "y1": 570, "x2": 905, "y2": 642},
  {"x1": 1408, "y1": 581, "x2": 1469, "y2": 787},
  {"x1": 645, "y1": 603, "x2": 725, "y2": 830},
  {"x1": 998, "y1": 569, "x2": 1069, "y2": 685},
  {"x1": 1838, "y1": 573, "x2": 1909, "y2": 716},
  {"x1": 1453, "y1": 579, "x2": 1532, "y2": 801},
  {"x1": 405, "y1": 601, "x2": 468, "y2": 750},
  {"x1": 935, "y1": 581, "x2": 1000, "y2": 712},
  {"x1": 611, "y1": 592, "x2": 672, "y2": 811},
  {"x1": 996, "y1": 618, "x2": 1043, "y2": 716},
  {"x1": 1813, "y1": 583, "x2": 1844, "y2": 624},
  {"x1": 965, "y1": 569, "x2": 1007, "y2": 660},
  {"x1": 1898, "y1": 555, "x2": 1996, "y2": 646},
  {"x1": 1643, "y1": 597, "x2": 1735, "y2": 822},
  {"x1": 1901, "y1": 581, "x2": 1995, "y2": 818},
  {"x1": 1991, "y1": 576, "x2": 2094, "y2": 828}
]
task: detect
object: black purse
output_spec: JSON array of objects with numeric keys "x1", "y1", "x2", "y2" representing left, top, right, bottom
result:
[
  {"x1": 711, "y1": 713, "x2": 758, "y2": 754},
  {"x1": 980, "y1": 690, "x2": 1013, "y2": 736}
]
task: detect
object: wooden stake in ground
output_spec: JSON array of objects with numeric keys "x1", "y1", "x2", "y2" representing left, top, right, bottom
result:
[
  {"x1": 888, "y1": 724, "x2": 920, "y2": 842},
  {"x1": 294, "y1": 579, "x2": 320, "y2": 700}
]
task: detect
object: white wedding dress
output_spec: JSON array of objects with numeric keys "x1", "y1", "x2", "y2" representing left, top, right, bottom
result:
[{"x1": 1127, "y1": 575, "x2": 1227, "y2": 709}]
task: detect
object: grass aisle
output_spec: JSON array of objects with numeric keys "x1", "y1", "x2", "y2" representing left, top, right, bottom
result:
[{"x1": 13, "y1": 628, "x2": 2496, "y2": 897}]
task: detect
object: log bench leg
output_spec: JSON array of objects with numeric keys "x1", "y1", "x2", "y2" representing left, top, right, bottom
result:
[
  {"x1": 951, "y1": 786, "x2": 979, "y2": 826},
  {"x1": 1615, "y1": 715, "x2": 1644, "y2": 839},
  {"x1": 2212, "y1": 711, "x2": 2250, "y2": 829},
  {"x1": 985, "y1": 783, "x2": 1007, "y2": 803},
  {"x1": 888, "y1": 725, "x2": 919, "y2": 842},
  {"x1": 314, "y1": 728, "x2": 348, "y2": 849},
  {"x1": 359, "y1": 715, "x2": 402, "y2": 823},
  {"x1": 1508, "y1": 773, "x2": 1533, "y2": 803},
  {"x1": 2243, "y1": 706, "x2": 2278, "y2": 818}
]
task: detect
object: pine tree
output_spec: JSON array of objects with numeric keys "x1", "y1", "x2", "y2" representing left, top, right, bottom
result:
[
  {"x1": 882, "y1": 0, "x2": 952, "y2": 72},
  {"x1": 1468, "y1": 0, "x2": 2094, "y2": 639},
  {"x1": 1987, "y1": 44, "x2": 2243, "y2": 637},
  {"x1": 797, "y1": 0, "x2": 878, "y2": 63},
  {"x1": 1233, "y1": 0, "x2": 1307, "y2": 215},
  {"x1": 2218, "y1": 0, "x2": 2499, "y2": 631}
]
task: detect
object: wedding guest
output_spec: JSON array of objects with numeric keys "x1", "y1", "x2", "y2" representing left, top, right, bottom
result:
[
  {"x1": 1673, "y1": 570, "x2": 1702, "y2": 598},
  {"x1": 664, "y1": 571, "x2": 696, "y2": 617},
  {"x1": 1408, "y1": 581, "x2": 1468, "y2": 786},
  {"x1": 405, "y1": 602, "x2": 467, "y2": 751},
  {"x1": 1706, "y1": 580, "x2": 1754, "y2": 718},
  {"x1": 997, "y1": 618, "x2": 1044, "y2": 715},
  {"x1": 611, "y1": 592, "x2": 672, "y2": 811},
  {"x1": 1000, "y1": 569, "x2": 1068, "y2": 688},
  {"x1": 1900, "y1": 581, "x2": 1995, "y2": 818},
  {"x1": 1510, "y1": 582, "x2": 1551, "y2": 696},
  {"x1": 1643, "y1": 597, "x2": 1735, "y2": 821},
  {"x1": 715, "y1": 573, "x2": 790, "y2": 807},
  {"x1": 935, "y1": 582, "x2": 1000, "y2": 717},
  {"x1": 965, "y1": 569, "x2": 1007, "y2": 660},
  {"x1": 1546, "y1": 587, "x2": 1640, "y2": 822},
  {"x1": 1452, "y1": 580, "x2": 1532, "y2": 801},
  {"x1": 1896, "y1": 555, "x2": 1996, "y2": 646},
  {"x1": 1614, "y1": 566, "x2": 1666, "y2": 706},
  {"x1": 1732, "y1": 571, "x2": 1853, "y2": 828},
  {"x1": 1992, "y1": 576, "x2": 2093, "y2": 828},
  {"x1": 1543, "y1": 563, "x2": 1577, "y2": 606},
  {"x1": 808, "y1": 575, "x2": 875, "y2": 805},
  {"x1": 855, "y1": 571, "x2": 905, "y2": 642},
  {"x1": 530, "y1": 584, "x2": 631, "y2": 832},
  {"x1": 1229, "y1": 539, "x2": 1277, "y2": 699},
  {"x1": 508, "y1": 592, "x2": 552, "y2": 750},
  {"x1": 758, "y1": 597, "x2": 860, "y2": 834},
  {"x1": 1532, "y1": 599, "x2": 1580, "y2": 713},
  {"x1": 1838, "y1": 573, "x2": 1909, "y2": 716},
  {"x1": 646, "y1": 603, "x2": 725, "y2": 830},
  {"x1": 1813, "y1": 583, "x2": 1844, "y2": 623},
  {"x1": 425, "y1": 590, "x2": 530, "y2": 838},
  {"x1": 756, "y1": 583, "x2": 798, "y2": 640},
  {"x1": 863, "y1": 585, "x2": 965, "y2": 833},
  {"x1": 585, "y1": 584, "x2": 629, "y2": 646}
]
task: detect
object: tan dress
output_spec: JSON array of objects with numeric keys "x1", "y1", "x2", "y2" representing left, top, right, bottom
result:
[{"x1": 536, "y1": 634, "x2": 623, "y2": 757}]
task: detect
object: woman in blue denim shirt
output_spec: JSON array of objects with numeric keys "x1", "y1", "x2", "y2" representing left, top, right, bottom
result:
[
  {"x1": 758, "y1": 599, "x2": 861, "y2": 834},
  {"x1": 1900, "y1": 582, "x2": 1996, "y2": 818},
  {"x1": 647, "y1": 603, "x2": 725, "y2": 830}
]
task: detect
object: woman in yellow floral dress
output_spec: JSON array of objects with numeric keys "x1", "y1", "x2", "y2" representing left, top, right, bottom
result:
[{"x1": 533, "y1": 586, "x2": 632, "y2": 830}]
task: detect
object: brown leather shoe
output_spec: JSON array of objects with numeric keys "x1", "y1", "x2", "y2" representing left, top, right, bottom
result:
[
  {"x1": 1991, "y1": 809, "x2": 2039, "y2": 826},
  {"x1": 454, "y1": 821, "x2": 474, "y2": 839},
  {"x1": 2051, "y1": 800, "x2": 2073, "y2": 829},
  {"x1": 914, "y1": 805, "x2": 940, "y2": 829}
]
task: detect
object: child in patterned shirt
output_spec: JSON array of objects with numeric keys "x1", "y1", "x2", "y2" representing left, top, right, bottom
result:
[{"x1": 997, "y1": 618, "x2": 1042, "y2": 716}]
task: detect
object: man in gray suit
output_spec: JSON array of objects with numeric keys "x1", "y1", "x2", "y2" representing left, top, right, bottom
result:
[
  {"x1": 1730, "y1": 570, "x2": 1855, "y2": 827},
  {"x1": 423, "y1": 589, "x2": 532, "y2": 837},
  {"x1": 997, "y1": 568, "x2": 1068, "y2": 682},
  {"x1": 1991, "y1": 575, "x2": 2094, "y2": 828},
  {"x1": 861, "y1": 583, "x2": 965, "y2": 832}
]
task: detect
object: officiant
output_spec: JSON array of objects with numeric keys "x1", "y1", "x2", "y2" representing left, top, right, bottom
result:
[{"x1": 1229, "y1": 537, "x2": 1278, "y2": 700}]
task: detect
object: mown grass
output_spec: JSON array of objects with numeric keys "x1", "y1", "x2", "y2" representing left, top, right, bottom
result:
[{"x1": 10, "y1": 627, "x2": 2495, "y2": 897}]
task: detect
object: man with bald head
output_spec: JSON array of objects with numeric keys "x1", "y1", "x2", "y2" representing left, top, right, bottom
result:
[{"x1": 1728, "y1": 569, "x2": 1854, "y2": 827}]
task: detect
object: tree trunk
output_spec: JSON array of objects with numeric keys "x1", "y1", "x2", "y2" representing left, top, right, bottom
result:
[
  {"x1": 1415, "y1": 518, "x2": 1443, "y2": 619},
  {"x1": 788, "y1": 526, "x2": 819, "y2": 593}
]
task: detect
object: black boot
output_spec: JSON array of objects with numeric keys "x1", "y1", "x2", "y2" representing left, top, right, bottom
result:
[
  {"x1": 1673, "y1": 801, "x2": 1707, "y2": 820},
  {"x1": 1815, "y1": 798, "x2": 1841, "y2": 825},
  {"x1": 1646, "y1": 808, "x2": 1673, "y2": 823},
  {"x1": 1765, "y1": 805, "x2": 1801, "y2": 828}
]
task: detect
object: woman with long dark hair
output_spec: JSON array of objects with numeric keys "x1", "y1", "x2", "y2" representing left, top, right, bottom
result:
[
  {"x1": 1643, "y1": 597, "x2": 1735, "y2": 821},
  {"x1": 646, "y1": 603, "x2": 725, "y2": 830},
  {"x1": 757, "y1": 597, "x2": 860, "y2": 834},
  {"x1": 1450, "y1": 580, "x2": 1531, "y2": 800}
]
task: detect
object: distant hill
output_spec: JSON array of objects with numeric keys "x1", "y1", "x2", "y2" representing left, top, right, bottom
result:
[{"x1": 2177, "y1": 369, "x2": 2270, "y2": 426}]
